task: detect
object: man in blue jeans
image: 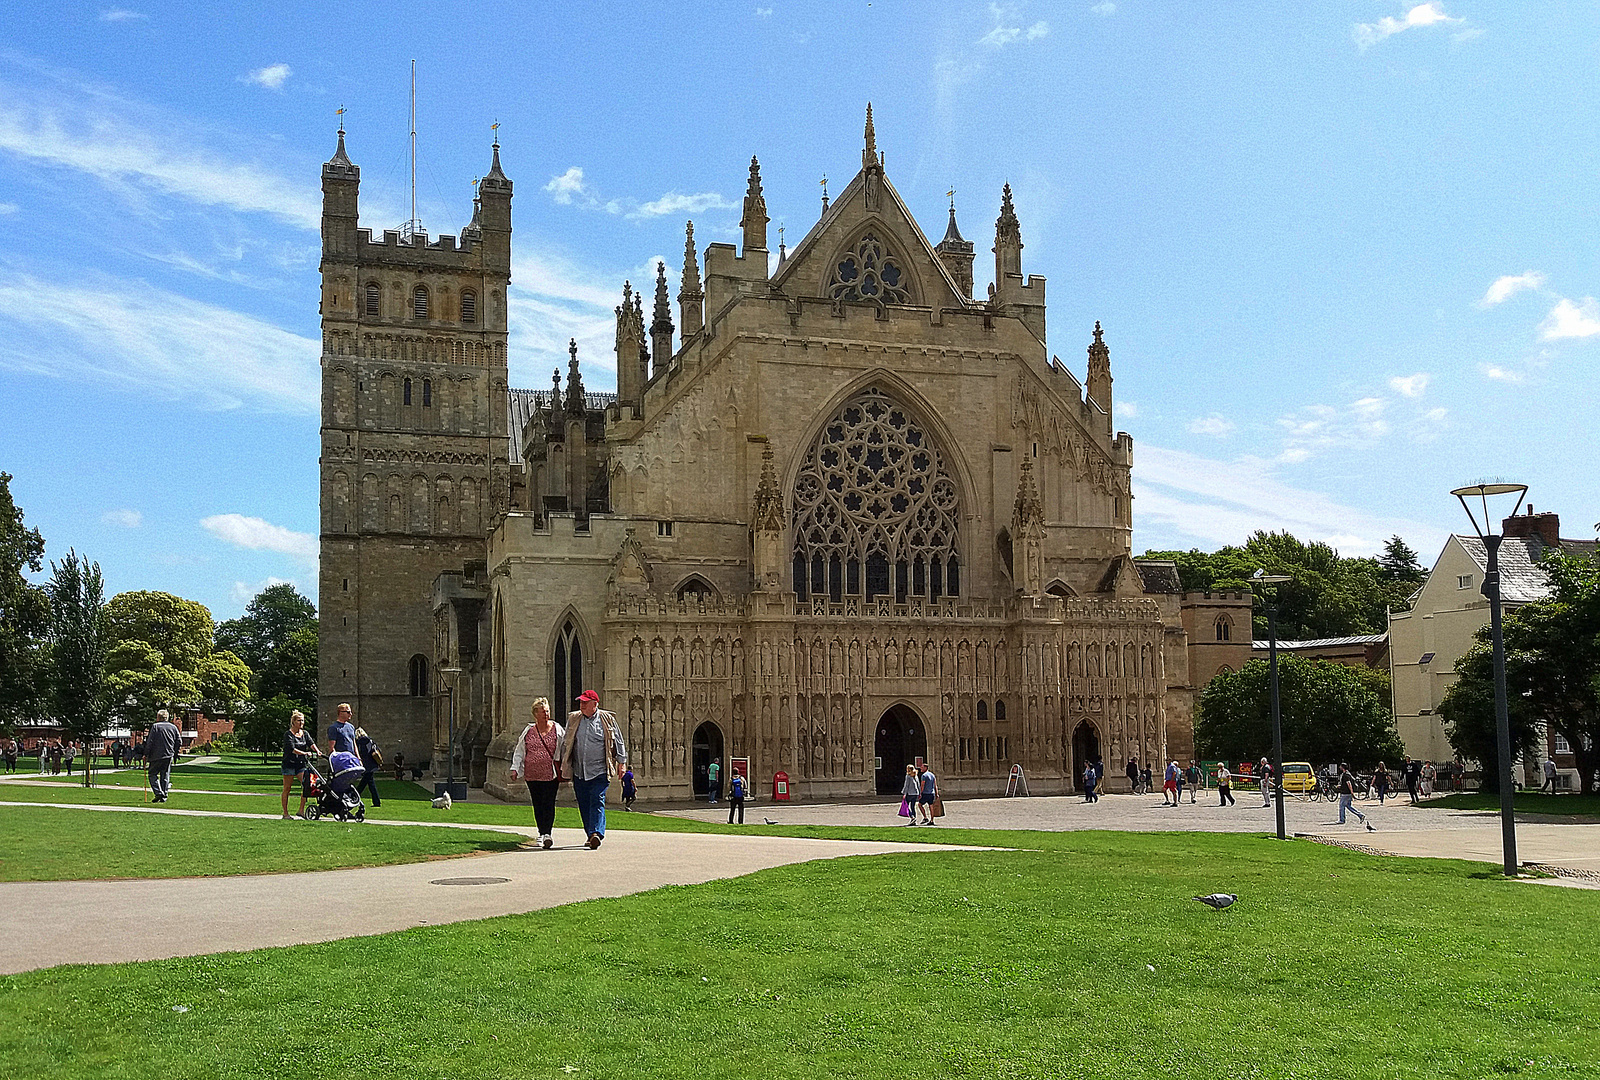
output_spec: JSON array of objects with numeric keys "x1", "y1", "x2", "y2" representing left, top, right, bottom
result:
[
  {"x1": 1337, "y1": 762, "x2": 1375, "y2": 832},
  {"x1": 560, "y1": 690, "x2": 627, "y2": 849}
]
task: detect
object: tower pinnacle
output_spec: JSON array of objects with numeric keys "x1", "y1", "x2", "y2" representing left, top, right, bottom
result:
[
  {"x1": 863, "y1": 102, "x2": 877, "y2": 168},
  {"x1": 741, "y1": 155, "x2": 768, "y2": 253}
]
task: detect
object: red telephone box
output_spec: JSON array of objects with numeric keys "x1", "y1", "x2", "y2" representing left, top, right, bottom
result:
[{"x1": 772, "y1": 771, "x2": 790, "y2": 801}]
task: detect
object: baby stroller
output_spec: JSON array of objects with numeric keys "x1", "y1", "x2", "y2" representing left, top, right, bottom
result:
[{"x1": 305, "y1": 751, "x2": 366, "y2": 822}]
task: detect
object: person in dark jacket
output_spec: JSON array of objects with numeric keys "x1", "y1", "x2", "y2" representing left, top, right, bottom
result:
[
  {"x1": 146, "y1": 710, "x2": 182, "y2": 803},
  {"x1": 354, "y1": 727, "x2": 383, "y2": 808}
]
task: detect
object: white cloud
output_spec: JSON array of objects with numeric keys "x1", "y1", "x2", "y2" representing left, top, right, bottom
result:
[
  {"x1": 979, "y1": 4, "x2": 1049, "y2": 46},
  {"x1": 1481, "y1": 270, "x2": 1546, "y2": 306},
  {"x1": 1538, "y1": 297, "x2": 1600, "y2": 341},
  {"x1": 1118, "y1": 400, "x2": 1138, "y2": 419},
  {"x1": 1452, "y1": 26, "x2": 1485, "y2": 43},
  {"x1": 0, "y1": 64, "x2": 319, "y2": 229},
  {"x1": 1481, "y1": 363, "x2": 1526, "y2": 384},
  {"x1": 102, "y1": 509, "x2": 143, "y2": 528},
  {"x1": 544, "y1": 166, "x2": 589, "y2": 205},
  {"x1": 1187, "y1": 414, "x2": 1234, "y2": 437},
  {"x1": 0, "y1": 202, "x2": 16, "y2": 215},
  {"x1": 1388, "y1": 372, "x2": 1430, "y2": 398},
  {"x1": 0, "y1": 270, "x2": 319, "y2": 412},
  {"x1": 1276, "y1": 397, "x2": 1390, "y2": 461},
  {"x1": 242, "y1": 63, "x2": 292, "y2": 91},
  {"x1": 201, "y1": 515, "x2": 317, "y2": 565},
  {"x1": 1026, "y1": 21, "x2": 1049, "y2": 39},
  {"x1": 231, "y1": 576, "x2": 297, "y2": 605},
  {"x1": 100, "y1": 9, "x2": 147, "y2": 20},
  {"x1": 630, "y1": 191, "x2": 736, "y2": 219},
  {"x1": 1354, "y1": 3, "x2": 1461, "y2": 50},
  {"x1": 755, "y1": 6, "x2": 773, "y2": 15},
  {"x1": 1091, "y1": 3, "x2": 1115, "y2": 15},
  {"x1": 1133, "y1": 445, "x2": 1443, "y2": 557}
]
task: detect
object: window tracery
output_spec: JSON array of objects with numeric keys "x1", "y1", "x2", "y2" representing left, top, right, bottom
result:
[
  {"x1": 828, "y1": 233, "x2": 911, "y2": 305},
  {"x1": 792, "y1": 388, "x2": 960, "y2": 601}
]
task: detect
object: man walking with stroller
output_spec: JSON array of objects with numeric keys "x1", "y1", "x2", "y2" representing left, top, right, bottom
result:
[{"x1": 561, "y1": 690, "x2": 627, "y2": 850}]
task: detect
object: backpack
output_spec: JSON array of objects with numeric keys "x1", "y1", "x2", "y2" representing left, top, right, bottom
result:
[{"x1": 730, "y1": 775, "x2": 746, "y2": 799}]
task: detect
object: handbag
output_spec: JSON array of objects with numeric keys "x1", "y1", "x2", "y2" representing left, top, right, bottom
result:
[
  {"x1": 898, "y1": 797, "x2": 912, "y2": 818},
  {"x1": 932, "y1": 797, "x2": 945, "y2": 818}
]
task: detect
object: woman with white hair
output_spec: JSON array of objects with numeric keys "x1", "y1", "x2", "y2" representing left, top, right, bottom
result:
[
  {"x1": 510, "y1": 698, "x2": 565, "y2": 849},
  {"x1": 280, "y1": 710, "x2": 317, "y2": 819}
]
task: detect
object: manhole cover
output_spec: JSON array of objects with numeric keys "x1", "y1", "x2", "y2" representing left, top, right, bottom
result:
[{"x1": 429, "y1": 876, "x2": 510, "y2": 886}]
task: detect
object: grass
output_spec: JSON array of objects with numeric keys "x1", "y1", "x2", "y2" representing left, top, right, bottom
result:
[
  {"x1": 0, "y1": 805, "x2": 527, "y2": 881},
  {"x1": 1426, "y1": 791, "x2": 1600, "y2": 818},
  {"x1": 0, "y1": 830, "x2": 1595, "y2": 1079}
]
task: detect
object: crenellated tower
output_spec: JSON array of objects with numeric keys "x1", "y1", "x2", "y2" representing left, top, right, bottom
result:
[
  {"x1": 935, "y1": 199, "x2": 975, "y2": 300},
  {"x1": 317, "y1": 124, "x2": 512, "y2": 762}
]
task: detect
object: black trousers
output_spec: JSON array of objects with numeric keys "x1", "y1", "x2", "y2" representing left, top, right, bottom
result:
[
  {"x1": 727, "y1": 796, "x2": 745, "y2": 824},
  {"x1": 526, "y1": 779, "x2": 560, "y2": 835},
  {"x1": 358, "y1": 769, "x2": 382, "y2": 805},
  {"x1": 1219, "y1": 785, "x2": 1234, "y2": 805}
]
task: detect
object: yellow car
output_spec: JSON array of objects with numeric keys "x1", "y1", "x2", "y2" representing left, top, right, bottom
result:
[{"x1": 1279, "y1": 761, "x2": 1318, "y2": 794}]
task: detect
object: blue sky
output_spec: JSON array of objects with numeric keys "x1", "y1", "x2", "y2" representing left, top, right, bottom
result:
[{"x1": 2, "y1": 1, "x2": 1596, "y2": 619}]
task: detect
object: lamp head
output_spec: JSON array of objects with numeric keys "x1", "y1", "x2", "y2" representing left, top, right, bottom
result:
[
  {"x1": 1450, "y1": 482, "x2": 1527, "y2": 539},
  {"x1": 440, "y1": 665, "x2": 463, "y2": 677},
  {"x1": 1251, "y1": 569, "x2": 1291, "y2": 585}
]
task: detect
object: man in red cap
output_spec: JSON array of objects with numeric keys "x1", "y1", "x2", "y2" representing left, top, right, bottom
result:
[{"x1": 560, "y1": 689, "x2": 627, "y2": 848}]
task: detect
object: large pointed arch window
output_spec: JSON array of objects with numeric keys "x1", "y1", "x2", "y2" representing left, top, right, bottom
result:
[
  {"x1": 792, "y1": 388, "x2": 961, "y2": 601},
  {"x1": 829, "y1": 232, "x2": 911, "y2": 305},
  {"x1": 552, "y1": 618, "x2": 584, "y2": 715}
]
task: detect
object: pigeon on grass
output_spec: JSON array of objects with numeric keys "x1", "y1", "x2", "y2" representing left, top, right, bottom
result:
[
  {"x1": 764, "y1": 817, "x2": 778, "y2": 825},
  {"x1": 1193, "y1": 893, "x2": 1237, "y2": 910}
]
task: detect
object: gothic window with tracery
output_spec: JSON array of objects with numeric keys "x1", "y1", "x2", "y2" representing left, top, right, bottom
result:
[
  {"x1": 792, "y1": 388, "x2": 960, "y2": 602},
  {"x1": 828, "y1": 233, "x2": 911, "y2": 305}
]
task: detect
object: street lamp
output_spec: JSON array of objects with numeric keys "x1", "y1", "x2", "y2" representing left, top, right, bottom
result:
[
  {"x1": 1451, "y1": 482, "x2": 1528, "y2": 877},
  {"x1": 437, "y1": 663, "x2": 465, "y2": 801},
  {"x1": 1252, "y1": 569, "x2": 1293, "y2": 841}
]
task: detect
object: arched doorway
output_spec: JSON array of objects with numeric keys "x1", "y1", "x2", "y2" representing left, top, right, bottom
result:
[
  {"x1": 692, "y1": 721, "x2": 724, "y2": 799},
  {"x1": 1071, "y1": 720, "x2": 1101, "y2": 791},
  {"x1": 874, "y1": 705, "x2": 927, "y2": 795}
]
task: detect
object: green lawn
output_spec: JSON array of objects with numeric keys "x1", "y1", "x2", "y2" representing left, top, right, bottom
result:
[
  {"x1": 1, "y1": 830, "x2": 1594, "y2": 1079},
  {"x1": 1426, "y1": 792, "x2": 1600, "y2": 818},
  {"x1": 0, "y1": 804, "x2": 526, "y2": 881}
]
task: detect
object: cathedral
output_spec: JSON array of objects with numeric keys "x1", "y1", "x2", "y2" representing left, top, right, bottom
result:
[{"x1": 318, "y1": 107, "x2": 1248, "y2": 802}]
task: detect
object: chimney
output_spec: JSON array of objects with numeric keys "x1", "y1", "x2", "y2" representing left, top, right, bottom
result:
[{"x1": 1502, "y1": 505, "x2": 1560, "y2": 548}]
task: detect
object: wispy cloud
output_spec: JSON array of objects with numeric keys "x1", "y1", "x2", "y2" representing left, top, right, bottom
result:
[
  {"x1": 544, "y1": 166, "x2": 589, "y2": 205},
  {"x1": 1276, "y1": 397, "x2": 1389, "y2": 462},
  {"x1": 242, "y1": 63, "x2": 292, "y2": 91},
  {"x1": 0, "y1": 60, "x2": 318, "y2": 229},
  {"x1": 1481, "y1": 270, "x2": 1546, "y2": 306},
  {"x1": 1118, "y1": 400, "x2": 1138, "y2": 419},
  {"x1": 1354, "y1": 3, "x2": 1461, "y2": 50},
  {"x1": 755, "y1": 6, "x2": 773, "y2": 15},
  {"x1": 1388, "y1": 372, "x2": 1430, "y2": 398},
  {"x1": 0, "y1": 202, "x2": 16, "y2": 215},
  {"x1": 1538, "y1": 297, "x2": 1600, "y2": 341},
  {"x1": 102, "y1": 509, "x2": 143, "y2": 528},
  {"x1": 1091, "y1": 2, "x2": 1116, "y2": 15},
  {"x1": 201, "y1": 514, "x2": 317, "y2": 565},
  {"x1": 543, "y1": 166, "x2": 733, "y2": 223},
  {"x1": 1134, "y1": 445, "x2": 1443, "y2": 557},
  {"x1": 0, "y1": 270, "x2": 319, "y2": 412},
  {"x1": 1481, "y1": 363, "x2": 1527, "y2": 384},
  {"x1": 231, "y1": 576, "x2": 298, "y2": 605},
  {"x1": 979, "y1": 4, "x2": 1049, "y2": 46},
  {"x1": 630, "y1": 192, "x2": 736, "y2": 219},
  {"x1": 1187, "y1": 414, "x2": 1234, "y2": 437},
  {"x1": 99, "y1": 8, "x2": 147, "y2": 21}
]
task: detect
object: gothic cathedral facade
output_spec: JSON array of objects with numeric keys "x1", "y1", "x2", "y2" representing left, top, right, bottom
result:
[{"x1": 320, "y1": 109, "x2": 1237, "y2": 801}]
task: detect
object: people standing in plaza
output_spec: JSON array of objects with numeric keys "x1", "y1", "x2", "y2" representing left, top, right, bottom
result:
[
  {"x1": 1337, "y1": 762, "x2": 1374, "y2": 830},
  {"x1": 726, "y1": 768, "x2": 747, "y2": 825},
  {"x1": 510, "y1": 698, "x2": 564, "y2": 849},
  {"x1": 1082, "y1": 761, "x2": 1097, "y2": 802},
  {"x1": 1421, "y1": 760, "x2": 1436, "y2": 798},
  {"x1": 146, "y1": 709, "x2": 181, "y2": 803},
  {"x1": 1163, "y1": 760, "x2": 1179, "y2": 806},
  {"x1": 621, "y1": 763, "x2": 637, "y2": 810},
  {"x1": 326, "y1": 702, "x2": 357, "y2": 757},
  {"x1": 1372, "y1": 761, "x2": 1391, "y2": 804},
  {"x1": 49, "y1": 740, "x2": 62, "y2": 775},
  {"x1": 353, "y1": 727, "x2": 383, "y2": 808},
  {"x1": 1258, "y1": 757, "x2": 1273, "y2": 807},
  {"x1": 560, "y1": 690, "x2": 627, "y2": 849},
  {"x1": 64, "y1": 741, "x2": 76, "y2": 776},
  {"x1": 1403, "y1": 756, "x2": 1422, "y2": 804},
  {"x1": 707, "y1": 757, "x2": 721, "y2": 805},
  {"x1": 918, "y1": 761, "x2": 939, "y2": 823},
  {"x1": 2, "y1": 738, "x2": 16, "y2": 774},
  {"x1": 1140, "y1": 763, "x2": 1153, "y2": 797},
  {"x1": 900, "y1": 764, "x2": 921, "y2": 823},
  {"x1": 1186, "y1": 760, "x2": 1201, "y2": 803},
  {"x1": 1215, "y1": 763, "x2": 1235, "y2": 806},
  {"x1": 280, "y1": 710, "x2": 316, "y2": 819},
  {"x1": 1125, "y1": 756, "x2": 1140, "y2": 795}
]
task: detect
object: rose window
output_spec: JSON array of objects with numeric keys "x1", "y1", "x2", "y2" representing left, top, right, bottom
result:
[
  {"x1": 792, "y1": 388, "x2": 960, "y2": 602},
  {"x1": 828, "y1": 233, "x2": 911, "y2": 305}
]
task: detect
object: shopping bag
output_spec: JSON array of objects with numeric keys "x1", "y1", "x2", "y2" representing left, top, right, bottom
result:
[
  {"x1": 932, "y1": 797, "x2": 945, "y2": 818},
  {"x1": 898, "y1": 797, "x2": 912, "y2": 818}
]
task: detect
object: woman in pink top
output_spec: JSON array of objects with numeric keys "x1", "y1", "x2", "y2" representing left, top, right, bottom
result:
[{"x1": 510, "y1": 697, "x2": 565, "y2": 849}]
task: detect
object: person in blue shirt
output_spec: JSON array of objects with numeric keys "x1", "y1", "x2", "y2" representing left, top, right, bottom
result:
[
  {"x1": 326, "y1": 702, "x2": 358, "y2": 756},
  {"x1": 726, "y1": 769, "x2": 747, "y2": 825}
]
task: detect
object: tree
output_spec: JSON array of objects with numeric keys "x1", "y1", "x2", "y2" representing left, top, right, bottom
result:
[
  {"x1": 105, "y1": 639, "x2": 198, "y2": 724},
  {"x1": 104, "y1": 590, "x2": 254, "y2": 727},
  {"x1": 47, "y1": 551, "x2": 109, "y2": 786},
  {"x1": 1379, "y1": 535, "x2": 1425, "y2": 584},
  {"x1": 0, "y1": 473, "x2": 50, "y2": 733},
  {"x1": 1195, "y1": 655, "x2": 1405, "y2": 769},
  {"x1": 197, "y1": 649, "x2": 253, "y2": 714},
  {"x1": 105, "y1": 591, "x2": 215, "y2": 672},
  {"x1": 257, "y1": 622, "x2": 318, "y2": 717},
  {"x1": 1438, "y1": 641, "x2": 1541, "y2": 793},
  {"x1": 238, "y1": 693, "x2": 303, "y2": 758},
  {"x1": 217, "y1": 584, "x2": 316, "y2": 678}
]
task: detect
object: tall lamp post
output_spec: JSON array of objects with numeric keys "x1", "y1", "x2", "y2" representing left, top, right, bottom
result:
[
  {"x1": 437, "y1": 664, "x2": 464, "y2": 800},
  {"x1": 1252, "y1": 569, "x2": 1292, "y2": 841},
  {"x1": 1451, "y1": 482, "x2": 1528, "y2": 877}
]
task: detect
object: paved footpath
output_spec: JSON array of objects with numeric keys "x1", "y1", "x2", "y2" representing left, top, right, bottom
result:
[{"x1": 0, "y1": 802, "x2": 985, "y2": 976}]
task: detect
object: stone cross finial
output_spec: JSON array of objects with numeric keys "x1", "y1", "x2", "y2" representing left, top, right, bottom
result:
[
  {"x1": 741, "y1": 156, "x2": 768, "y2": 252},
  {"x1": 863, "y1": 102, "x2": 877, "y2": 164}
]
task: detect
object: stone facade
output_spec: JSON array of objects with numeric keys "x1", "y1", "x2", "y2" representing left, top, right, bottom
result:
[{"x1": 320, "y1": 109, "x2": 1230, "y2": 798}]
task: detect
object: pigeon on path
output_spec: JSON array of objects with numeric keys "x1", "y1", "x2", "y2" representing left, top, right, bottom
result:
[
  {"x1": 1193, "y1": 893, "x2": 1237, "y2": 910},
  {"x1": 764, "y1": 818, "x2": 778, "y2": 825}
]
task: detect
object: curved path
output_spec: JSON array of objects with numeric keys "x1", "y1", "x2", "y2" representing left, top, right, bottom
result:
[{"x1": 0, "y1": 803, "x2": 984, "y2": 975}]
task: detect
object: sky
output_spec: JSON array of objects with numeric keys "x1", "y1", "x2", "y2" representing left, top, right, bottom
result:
[{"x1": 2, "y1": 1, "x2": 1597, "y2": 620}]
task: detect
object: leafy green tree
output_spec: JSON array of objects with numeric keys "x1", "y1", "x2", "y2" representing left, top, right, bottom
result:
[
  {"x1": 0, "y1": 473, "x2": 50, "y2": 733},
  {"x1": 257, "y1": 622, "x2": 318, "y2": 718},
  {"x1": 1438, "y1": 640, "x2": 1541, "y2": 793},
  {"x1": 1503, "y1": 552, "x2": 1598, "y2": 792},
  {"x1": 197, "y1": 649, "x2": 253, "y2": 713},
  {"x1": 237, "y1": 694, "x2": 305, "y2": 759},
  {"x1": 1379, "y1": 535, "x2": 1425, "y2": 584},
  {"x1": 1195, "y1": 655, "x2": 1405, "y2": 769},
  {"x1": 105, "y1": 591, "x2": 215, "y2": 672},
  {"x1": 106, "y1": 639, "x2": 199, "y2": 723},
  {"x1": 217, "y1": 584, "x2": 316, "y2": 679},
  {"x1": 47, "y1": 551, "x2": 109, "y2": 786}
]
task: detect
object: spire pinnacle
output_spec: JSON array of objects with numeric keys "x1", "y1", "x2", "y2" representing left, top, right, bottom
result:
[
  {"x1": 820, "y1": 174, "x2": 830, "y2": 215},
  {"x1": 653, "y1": 261, "x2": 671, "y2": 325},
  {"x1": 863, "y1": 103, "x2": 883, "y2": 169},
  {"x1": 680, "y1": 222, "x2": 702, "y2": 297},
  {"x1": 778, "y1": 223, "x2": 786, "y2": 265},
  {"x1": 484, "y1": 120, "x2": 508, "y2": 186},
  {"x1": 741, "y1": 155, "x2": 769, "y2": 253},
  {"x1": 565, "y1": 339, "x2": 586, "y2": 415}
]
